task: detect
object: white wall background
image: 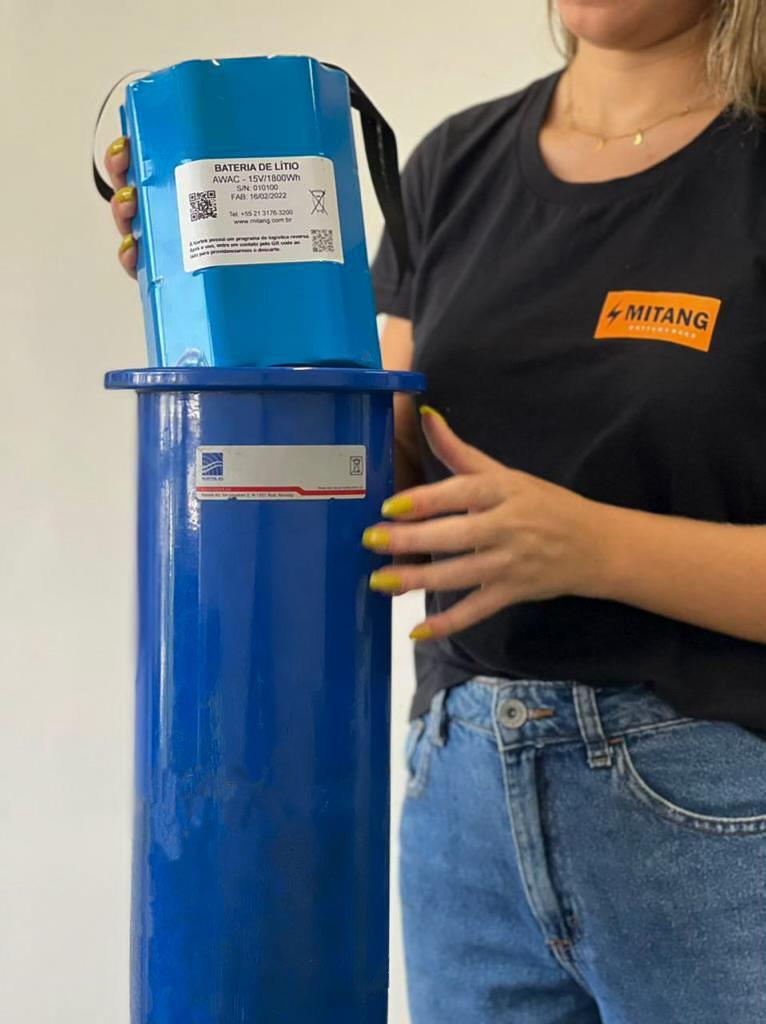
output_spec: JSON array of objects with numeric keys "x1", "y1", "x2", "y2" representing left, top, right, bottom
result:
[{"x1": 0, "y1": 3, "x2": 559, "y2": 1020}]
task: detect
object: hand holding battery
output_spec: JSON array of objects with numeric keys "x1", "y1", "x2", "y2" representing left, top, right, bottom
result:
[
  {"x1": 104, "y1": 136, "x2": 138, "y2": 278},
  {"x1": 361, "y1": 406, "x2": 617, "y2": 641}
]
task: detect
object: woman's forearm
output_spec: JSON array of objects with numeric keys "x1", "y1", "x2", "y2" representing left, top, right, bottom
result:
[
  {"x1": 595, "y1": 502, "x2": 766, "y2": 645},
  {"x1": 369, "y1": 409, "x2": 766, "y2": 644}
]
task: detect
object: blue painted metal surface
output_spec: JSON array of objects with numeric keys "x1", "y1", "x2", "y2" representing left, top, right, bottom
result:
[
  {"x1": 121, "y1": 56, "x2": 382, "y2": 369},
  {"x1": 107, "y1": 366, "x2": 425, "y2": 1023}
]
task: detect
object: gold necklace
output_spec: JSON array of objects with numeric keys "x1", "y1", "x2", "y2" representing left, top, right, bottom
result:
[{"x1": 564, "y1": 71, "x2": 707, "y2": 150}]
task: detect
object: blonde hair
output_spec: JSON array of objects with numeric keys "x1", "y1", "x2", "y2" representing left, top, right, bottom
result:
[{"x1": 548, "y1": 0, "x2": 766, "y2": 118}]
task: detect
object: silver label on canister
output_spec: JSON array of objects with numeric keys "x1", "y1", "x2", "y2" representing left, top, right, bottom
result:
[{"x1": 196, "y1": 445, "x2": 366, "y2": 501}]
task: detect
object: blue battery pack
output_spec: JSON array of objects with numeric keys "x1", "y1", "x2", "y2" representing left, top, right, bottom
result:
[{"x1": 114, "y1": 56, "x2": 408, "y2": 368}]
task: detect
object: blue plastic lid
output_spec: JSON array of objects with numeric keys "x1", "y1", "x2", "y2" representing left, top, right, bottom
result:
[{"x1": 105, "y1": 367, "x2": 426, "y2": 393}]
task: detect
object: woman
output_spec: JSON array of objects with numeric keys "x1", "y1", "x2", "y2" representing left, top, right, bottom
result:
[{"x1": 106, "y1": 2, "x2": 766, "y2": 1020}]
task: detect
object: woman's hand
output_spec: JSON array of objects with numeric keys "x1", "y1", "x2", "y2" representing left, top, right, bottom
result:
[
  {"x1": 361, "y1": 406, "x2": 618, "y2": 640},
  {"x1": 104, "y1": 136, "x2": 138, "y2": 278}
]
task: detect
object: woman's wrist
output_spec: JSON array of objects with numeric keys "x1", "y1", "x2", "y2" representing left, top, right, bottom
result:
[{"x1": 572, "y1": 497, "x2": 630, "y2": 602}]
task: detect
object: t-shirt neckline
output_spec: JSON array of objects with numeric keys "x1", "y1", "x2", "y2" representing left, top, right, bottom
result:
[{"x1": 518, "y1": 67, "x2": 733, "y2": 205}]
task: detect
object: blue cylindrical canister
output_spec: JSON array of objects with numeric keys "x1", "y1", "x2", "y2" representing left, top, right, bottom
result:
[
  {"x1": 118, "y1": 56, "x2": 392, "y2": 369},
  {"x1": 106, "y1": 366, "x2": 425, "y2": 1023}
]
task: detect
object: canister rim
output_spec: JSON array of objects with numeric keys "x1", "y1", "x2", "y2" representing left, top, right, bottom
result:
[{"x1": 105, "y1": 367, "x2": 426, "y2": 393}]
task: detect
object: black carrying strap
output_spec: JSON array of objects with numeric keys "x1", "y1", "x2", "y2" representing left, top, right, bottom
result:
[
  {"x1": 92, "y1": 61, "x2": 414, "y2": 285},
  {"x1": 92, "y1": 69, "x2": 151, "y2": 202},
  {"x1": 320, "y1": 62, "x2": 413, "y2": 285}
]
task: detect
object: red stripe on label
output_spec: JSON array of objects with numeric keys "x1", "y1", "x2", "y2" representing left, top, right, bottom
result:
[{"x1": 197, "y1": 485, "x2": 366, "y2": 496}]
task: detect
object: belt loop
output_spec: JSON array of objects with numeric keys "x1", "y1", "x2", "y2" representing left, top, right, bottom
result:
[
  {"x1": 427, "y1": 688, "x2": 448, "y2": 747},
  {"x1": 572, "y1": 683, "x2": 613, "y2": 769}
]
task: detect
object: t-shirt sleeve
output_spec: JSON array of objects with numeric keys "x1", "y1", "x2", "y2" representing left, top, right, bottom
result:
[{"x1": 369, "y1": 123, "x2": 443, "y2": 319}]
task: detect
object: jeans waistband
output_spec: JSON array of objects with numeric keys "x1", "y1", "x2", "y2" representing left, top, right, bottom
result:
[{"x1": 426, "y1": 676, "x2": 697, "y2": 765}]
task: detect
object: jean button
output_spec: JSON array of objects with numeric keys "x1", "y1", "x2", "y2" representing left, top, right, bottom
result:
[{"x1": 498, "y1": 697, "x2": 528, "y2": 729}]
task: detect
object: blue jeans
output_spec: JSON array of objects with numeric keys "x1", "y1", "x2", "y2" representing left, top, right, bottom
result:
[{"x1": 399, "y1": 676, "x2": 766, "y2": 1023}]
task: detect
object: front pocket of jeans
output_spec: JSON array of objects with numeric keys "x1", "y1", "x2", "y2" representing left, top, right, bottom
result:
[
  {"x1": 614, "y1": 720, "x2": 766, "y2": 836},
  {"x1": 404, "y1": 714, "x2": 432, "y2": 799}
]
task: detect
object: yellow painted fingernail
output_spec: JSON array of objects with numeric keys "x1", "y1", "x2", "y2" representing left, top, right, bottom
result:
[
  {"x1": 362, "y1": 527, "x2": 390, "y2": 550},
  {"x1": 108, "y1": 136, "x2": 128, "y2": 156},
  {"x1": 381, "y1": 495, "x2": 414, "y2": 517},
  {"x1": 369, "y1": 571, "x2": 402, "y2": 593},
  {"x1": 419, "y1": 405, "x2": 446, "y2": 424},
  {"x1": 409, "y1": 624, "x2": 434, "y2": 640},
  {"x1": 119, "y1": 233, "x2": 135, "y2": 254},
  {"x1": 115, "y1": 185, "x2": 136, "y2": 203}
]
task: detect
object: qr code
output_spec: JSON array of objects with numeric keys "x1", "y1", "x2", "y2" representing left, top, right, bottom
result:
[
  {"x1": 311, "y1": 228, "x2": 335, "y2": 254},
  {"x1": 189, "y1": 190, "x2": 217, "y2": 222}
]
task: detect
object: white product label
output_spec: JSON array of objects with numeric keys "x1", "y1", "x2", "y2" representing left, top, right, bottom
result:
[
  {"x1": 175, "y1": 156, "x2": 344, "y2": 272},
  {"x1": 196, "y1": 445, "x2": 366, "y2": 501}
]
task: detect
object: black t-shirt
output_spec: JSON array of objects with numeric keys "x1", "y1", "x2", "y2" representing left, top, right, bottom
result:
[{"x1": 370, "y1": 67, "x2": 766, "y2": 736}]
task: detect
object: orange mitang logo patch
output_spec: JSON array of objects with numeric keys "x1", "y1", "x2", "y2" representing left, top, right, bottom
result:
[{"x1": 594, "y1": 290, "x2": 722, "y2": 352}]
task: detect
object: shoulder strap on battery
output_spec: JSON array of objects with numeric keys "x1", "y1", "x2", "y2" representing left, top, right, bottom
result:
[
  {"x1": 320, "y1": 62, "x2": 414, "y2": 286},
  {"x1": 93, "y1": 63, "x2": 414, "y2": 285}
]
